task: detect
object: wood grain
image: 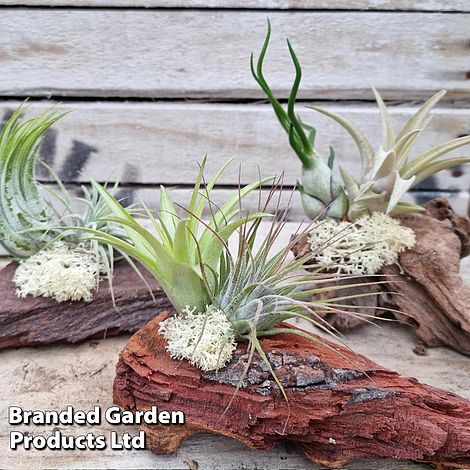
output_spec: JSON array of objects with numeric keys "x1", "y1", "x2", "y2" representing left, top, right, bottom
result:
[
  {"x1": 1, "y1": 0, "x2": 469, "y2": 11},
  {"x1": 1, "y1": 100, "x2": 469, "y2": 190},
  {"x1": 125, "y1": 187, "x2": 470, "y2": 219},
  {"x1": 0, "y1": 11, "x2": 469, "y2": 99}
]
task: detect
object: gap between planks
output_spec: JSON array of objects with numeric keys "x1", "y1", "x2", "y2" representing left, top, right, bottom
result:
[{"x1": 0, "y1": 0, "x2": 469, "y2": 12}]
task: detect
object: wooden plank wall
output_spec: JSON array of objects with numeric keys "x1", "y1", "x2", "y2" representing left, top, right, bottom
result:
[{"x1": 0, "y1": 1, "x2": 469, "y2": 252}]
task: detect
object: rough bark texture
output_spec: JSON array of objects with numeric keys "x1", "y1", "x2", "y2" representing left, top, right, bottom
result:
[
  {"x1": 291, "y1": 198, "x2": 470, "y2": 355},
  {"x1": 0, "y1": 261, "x2": 172, "y2": 349},
  {"x1": 114, "y1": 311, "x2": 470, "y2": 469}
]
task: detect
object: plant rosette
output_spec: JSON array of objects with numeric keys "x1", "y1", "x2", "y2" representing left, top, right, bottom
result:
[
  {"x1": 106, "y1": 165, "x2": 470, "y2": 468},
  {"x1": 252, "y1": 22, "x2": 470, "y2": 276},
  {"x1": 0, "y1": 105, "x2": 168, "y2": 349},
  {"x1": 78, "y1": 159, "x2": 385, "y2": 394},
  {"x1": 251, "y1": 24, "x2": 470, "y2": 354},
  {"x1": 0, "y1": 104, "x2": 142, "y2": 304}
]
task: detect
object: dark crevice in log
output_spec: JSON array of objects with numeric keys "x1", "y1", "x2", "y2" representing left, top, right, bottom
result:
[
  {"x1": 114, "y1": 312, "x2": 470, "y2": 469},
  {"x1": 291, "y1": 198, "x2": 470, "y2": 356},
  {"x1": 0, "y1": 261, "x2": 173, "y2": 349}
]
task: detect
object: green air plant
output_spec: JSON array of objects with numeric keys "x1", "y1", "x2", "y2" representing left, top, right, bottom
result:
[
  {"x1": 252, "y1": 22, "x2": 470, "y2": 222},
  {"x1": 0, "y1": 106, "x2": 64, "y2": 257},
  {"x1": 251, "y1": 22, "x2": 347, "y2": 221},
  {"x1": 251, "y1": 23, "x2": 470, "y2": 276},
  {"x1": 0, "y1": 104, "x2": 135, "y2": 302},
  {"x1": 76, "y1": 160, "x2": 379, "y2": 396}
]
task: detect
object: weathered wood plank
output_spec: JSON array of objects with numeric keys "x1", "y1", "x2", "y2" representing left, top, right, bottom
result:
[
  {"x1": 0, "y1": 0, "x2": 467, "y2": 11},
  {"x1": 0, "y1": 0, "x2": 468, "y2": 10},
  {"x1": 3, "y1": 212, "x2": 470, "y2": 274},
  {"x1": 1, "y1": 101, "x2": 469, "y2": 190},
  {"x1": 0, "y1": 11, "x2": 469, "y2": 99},
  {"x1": 12, "y1": 184, "x2": 470, "y2": 225}
]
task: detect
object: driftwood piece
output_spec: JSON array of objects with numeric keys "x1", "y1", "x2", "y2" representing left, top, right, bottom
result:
[
  {"x1": 0, "y1": 261, "x2": 171, "y2": 349},
  {"x1": 114, "y1": 311, "x2": 470, "y2": 469},
  {"x1": 291, "y1": 198, "x2": 470, "y2": 355}
]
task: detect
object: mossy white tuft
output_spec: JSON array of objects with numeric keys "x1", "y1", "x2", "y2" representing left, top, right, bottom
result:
[
  {"x1": 14, "y1": 242, "x2": 101, "y2": 302},
  {"x1": 160, "y1": 306, "x2": 237, "y2": 371},
  {"x1": 309, "y1": 213, "x2": 416, "y2": 275}
]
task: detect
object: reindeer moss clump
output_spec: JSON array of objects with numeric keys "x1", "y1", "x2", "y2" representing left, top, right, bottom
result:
[
  {"x1": 14, "y1": 243, "x2": 102, "y2": 302},
  {"x1": 309, "y1": 212, "x2": 416, "y2": 275},
  {"x1": 160, "y1": 306, "x2": 237, "y2": 371}
]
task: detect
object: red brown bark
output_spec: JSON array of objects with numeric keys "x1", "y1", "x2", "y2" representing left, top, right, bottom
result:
[
  {"x1": 0, "y1": 261, "x2": 172, "y2": 349},
  {"x1": 291, "y1": 198, "x2": 470, "y2": 355},
  {"x1": 114, "y1": 312, "x2": 470, "y2": 469}
]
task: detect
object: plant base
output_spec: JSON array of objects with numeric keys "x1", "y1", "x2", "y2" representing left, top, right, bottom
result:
[
  {"x1": 291, "y1": 198, "x2": 470, "y2": 355},
  {"x1": 113, "y1": 311, "x2": 470, "y2": 469}
]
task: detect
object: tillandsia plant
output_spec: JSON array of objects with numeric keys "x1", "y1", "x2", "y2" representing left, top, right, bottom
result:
[
  {"x1": 251, "y1": 21, "x2": 347, "y2": 221},
  {"x1": 76, "y1": 159, "x2": 375, "y2": 395},
  {"x1": 0, "y1": 104, "x2": 135, "y2": 302},
  {"x1": 252, "y1": 22, "x2": 470, "y2": 274}
]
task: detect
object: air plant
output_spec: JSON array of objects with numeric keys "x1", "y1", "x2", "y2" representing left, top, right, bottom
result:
[
  {"x1": 76, "y1": 159, "x2": 377, "y2": 397},
  {"x1": 251, "y1": 23, "x2": 470, "y2": 275},
  {"x1": 0, "y1": 106, "x2": 64, "y2": 257},
  {"x1": 251, "y1": 21, "x2": 347, "y2": 221},
  {"x1": 252, "y1": 22, "x2": 470, "y2": 221},
  {"x1": 0, "y1": 104, "x2": 134, "y2": 302}
]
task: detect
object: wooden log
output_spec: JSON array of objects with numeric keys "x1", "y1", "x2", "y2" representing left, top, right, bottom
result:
[
  {"x1": 114, "y1": 311, "x2": 470, "y2": 469},
  {"x1": 381, "y1": 199, "x2": 470, "y2": 354},
  {"x1": 291, "y1": 198, "x2": 470, "y2": 355},
  {"x1": 0, "y1": 261, "x2": 172, "y2": 349}
]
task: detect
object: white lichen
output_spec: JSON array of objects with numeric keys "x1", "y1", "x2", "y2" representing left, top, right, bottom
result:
[
  {"x1": 13, "y1": 242, "x2": 101, "y2": 303},
  {"x1": 159, "y1": 305, "x2": 237, "y2": 372},
  {"x1": 309, "y1": 212, "x2": 416, "y2": 275}
]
